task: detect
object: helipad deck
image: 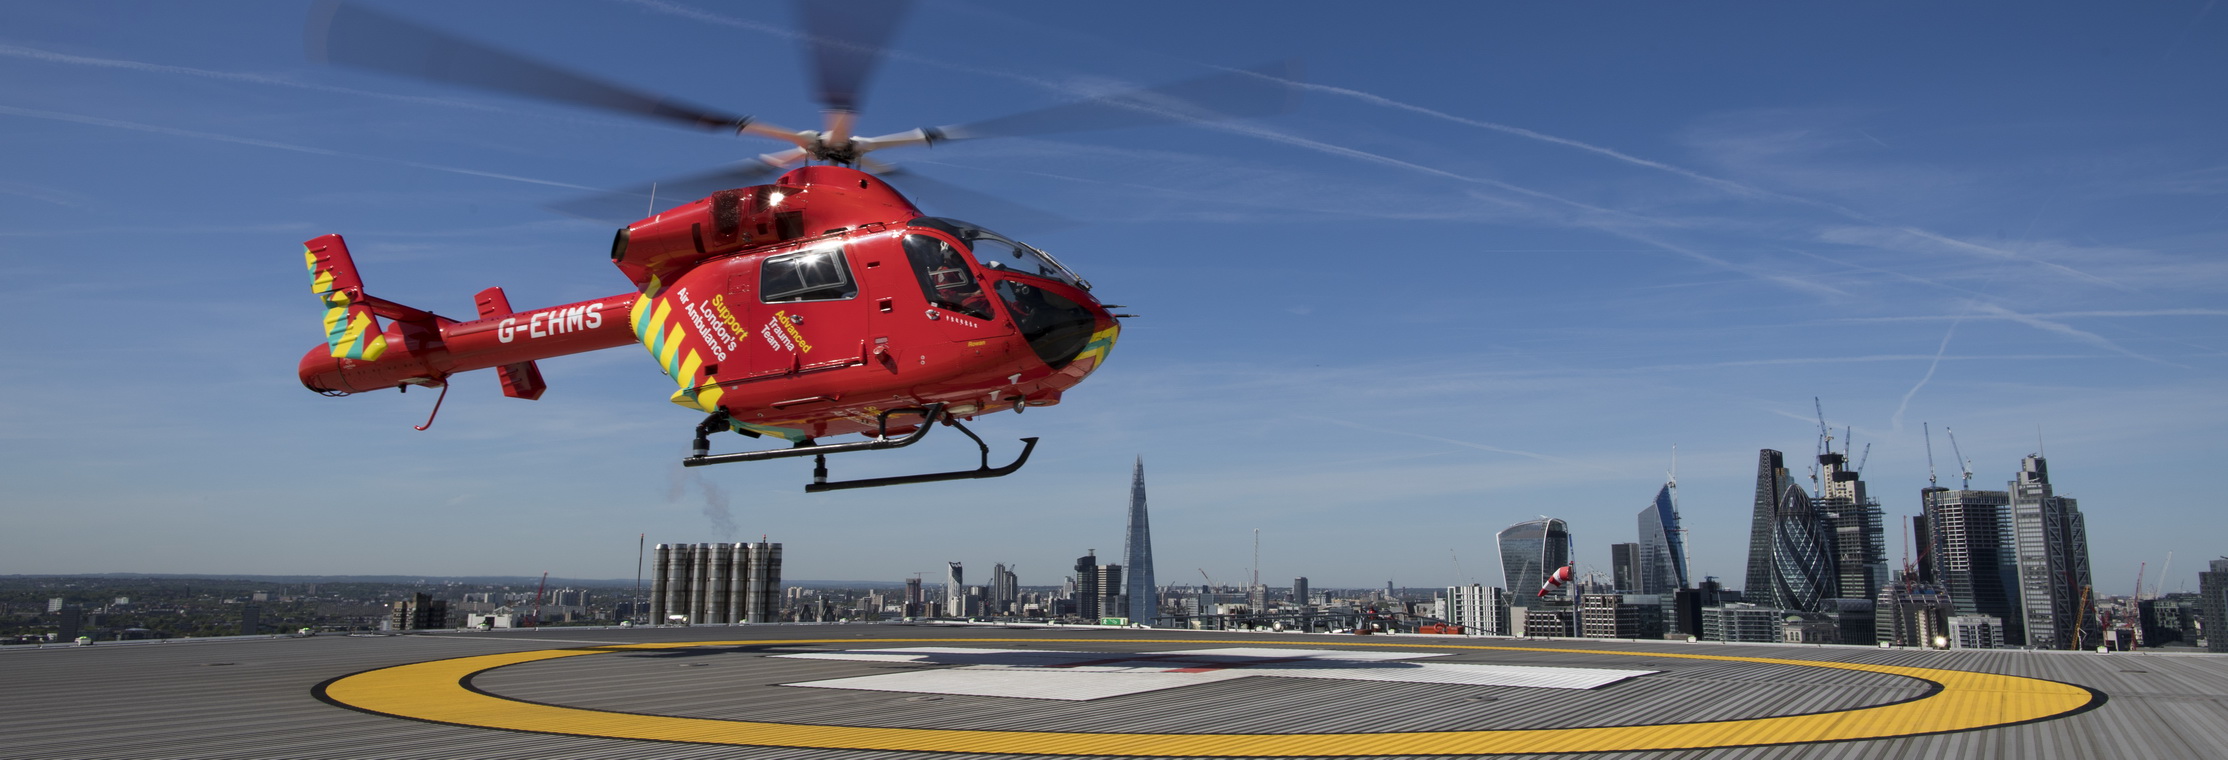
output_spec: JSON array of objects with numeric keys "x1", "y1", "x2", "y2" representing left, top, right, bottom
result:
[{"x1": 2, "y1": 624, "x2": 2222, "y2": 759}]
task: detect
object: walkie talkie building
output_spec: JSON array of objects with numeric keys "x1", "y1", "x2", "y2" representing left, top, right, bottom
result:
[{"x1": 1499, "y1": 518, "x2": 1572, "y2": 600}]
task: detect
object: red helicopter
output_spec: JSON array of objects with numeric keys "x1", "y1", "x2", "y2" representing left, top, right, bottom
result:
[{"x1": 293, "y1": 1, "x2": 1294, "y2": 491}]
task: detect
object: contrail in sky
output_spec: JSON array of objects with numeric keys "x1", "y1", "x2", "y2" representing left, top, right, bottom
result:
[
  {"x1": 0, "y1": 43, "x2": 497, "y2": 111},
  {"x1": 0, "y1": 105, "x2": 599, "y2": 191},
  {"x1": 1891, "y1": 317, "x2": 1961, "y2": 433},
  {"x1": 1973, "y1": 303, "x2": 2186, "y2": 368}
]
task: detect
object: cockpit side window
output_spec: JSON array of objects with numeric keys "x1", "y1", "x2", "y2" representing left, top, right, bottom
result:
[
  {"x1": 908, "y1": 216, "x2": 1085, "y2": 289},
  {"x1": 902, "y1": 234, "x2": 995, "y2": 320},
  {"x1": 760, "y1": 246, "x2": 858, "y2": 302}
]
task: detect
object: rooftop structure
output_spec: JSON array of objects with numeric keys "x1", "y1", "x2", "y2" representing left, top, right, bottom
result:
[{"x1": 12, "y1": 624, "x2": 2211, "y2": 758}]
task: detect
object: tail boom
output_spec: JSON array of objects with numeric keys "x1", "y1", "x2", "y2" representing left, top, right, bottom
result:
[{"x1": 297, "y1": 235, "x2": 637, "y2": 396}]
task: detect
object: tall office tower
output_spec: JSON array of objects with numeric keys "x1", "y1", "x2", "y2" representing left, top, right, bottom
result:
[
  {"x1": 1922, "y1": 486, "x2": 2020, "y2": 644},
  {"x1": 1910, "y1": 515, "x2": 1934, "y2": 584},
  {"x1": 1122, "y1": 457, "x2": 1158, "y2": 627},
  {"x1": 1443, "y1": 584, "x2": 1506, "y2": 635},
  {"x1": 650, "y1": 542, "x2": 783, "y2": 624},
  {"x1": 1743, "y1": 450, "x2": 1793, "y2": 603},
  {"x1": 1610, "y1": 543, "x2": 1642, "y2": 592},
  {"x1": 1096, "y1": 564, "x2": 1126, "y2": 621},
  {"x1": 1767, "y1": 483, "x2": 1838, "y2": 613},
  {"x1": 2200, "y1": 558, "x2": 2228, "y2": 653},
  {"x1": 1816, "y1": 451, "x2": 1888, "y2": 603},
  {"x1": 903, "y1": 576, "x2": 923, "y2": 617},
  {"x1": 1073, "y1": 551, "x2": 1101, "y2": 620},
  {"x1": 992, "y1": 563, "x2": 1019, "y2": 616},
  {"x1": 1498, "y1": 518, "x2": 1572, "y2": 601},
  {"x1": 2009, "y1": 455, "x2": 2096, "y2": 649},
  {"x1": 1636, "y1": 482, "x2": 1690, "y2": 595},
  {"x1": 945, "y1": 562, "x2": 964, "y2": 617},
  {"x1": 1292, "y1": 577, "x2": 1311, "y2": 606}
]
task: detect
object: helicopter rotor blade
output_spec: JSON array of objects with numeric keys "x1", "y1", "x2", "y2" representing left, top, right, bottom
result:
[
  {"x1": 545, "y1": 159, "x2": 787, "y2": 225},
  {"x1": 307, "y1": 0, "x2": 779, "y2": 135},
  {"x1": 798, "y1": 0, "x2": 913, "y2": 115},
  {"x1": 870, "y1": 164, "x2": 1076, "y2": 236},
  {"x1": 932, "y1": 60, "x2": 1303, "y2": 142}
]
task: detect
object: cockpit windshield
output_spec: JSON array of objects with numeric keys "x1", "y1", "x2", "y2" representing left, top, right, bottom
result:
[{"x1": 907, "y1": 217, "x2": 1088, "y2": 290}]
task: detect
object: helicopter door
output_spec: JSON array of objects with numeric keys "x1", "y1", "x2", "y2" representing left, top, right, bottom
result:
[
  {"x1": 901, "y1": 233, "x2": 1013, "y2": 345},
  {"x1": 742, "y1": 244, "x2": 868, "y2": 381}
]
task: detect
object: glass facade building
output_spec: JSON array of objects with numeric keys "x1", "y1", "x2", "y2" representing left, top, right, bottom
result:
[
  {"x1": 1743, "y1": 450, "x2": 1792, "y2": 606},
  {"x1": 1122, "y1": 457, "x2": 1158, "y2": 626},
  {"x1": 1636, "y1": 483, "x2": 1689, "y2": 595},
  {"x1": 2009, "y1": 455, "x2": 2096, "y2": 649},
  {"x1": 1499, "y1": 518, "x2": 1572, "y2": 600},
  {"x1": 1769, "y1": 484, "x2": 1838, "y2": 613}
]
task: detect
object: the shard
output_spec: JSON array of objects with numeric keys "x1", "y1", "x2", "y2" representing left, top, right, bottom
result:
[{"x1": 1122, "y1": 457, "x2": 1158, "y2": 626}]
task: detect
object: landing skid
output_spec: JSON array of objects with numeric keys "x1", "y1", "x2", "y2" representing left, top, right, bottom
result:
[{"x1": 681, "y1": 403, "x2": 1038, "y2": 492}]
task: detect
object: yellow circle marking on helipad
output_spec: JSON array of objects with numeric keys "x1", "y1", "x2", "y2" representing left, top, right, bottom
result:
[{"x1": 317, "y1": 637, "x2": 2098, "y2": 756}]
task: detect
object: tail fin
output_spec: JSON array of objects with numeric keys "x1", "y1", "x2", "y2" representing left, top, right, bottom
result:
[
  {"x1": 304, "y1": 234, "x2": 388, "y2": 361},
  {"x1": 473, "y1": 286, "x2": 548, "y2": 400}
]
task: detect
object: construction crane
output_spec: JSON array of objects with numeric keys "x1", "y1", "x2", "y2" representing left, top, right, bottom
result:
[
  {"x1": 1923, "y1": 423, "x2": 1940, "y2": 488},
  {"x1": 529, "y1": 571, "x2": 548, "y2": 629},
  {"x1": 1855, "y1": 442, "x2": 1871, "y2": 473},
  {"x1": 1945, "y1": 426, "x2": 1975, "y2": 489},
  {"x1": 2125, "y1": 562, "x2": 2148, "y2": 649},
  {"x1": 1810, "y1": 398, "x2": 1833, "y2": 491}
]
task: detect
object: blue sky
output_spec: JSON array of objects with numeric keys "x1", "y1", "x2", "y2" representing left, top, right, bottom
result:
[{"x1": 3, "y1": 1, "x2": 2223, "y2": 596}]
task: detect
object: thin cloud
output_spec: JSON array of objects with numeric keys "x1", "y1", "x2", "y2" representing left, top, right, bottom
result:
[
  {"x1": 1296, "y1": 415, "x2": 1608, "y2": 472},
  {"x1": 1842, "y1": 309, "x2": 2228, "y2": 322},
  {"x1": 0, "y1": 180, "x2": 89, "y2": 208}
]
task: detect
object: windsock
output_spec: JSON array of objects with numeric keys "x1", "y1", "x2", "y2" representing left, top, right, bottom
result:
[{"x1": 1537, "y1": 564, "x2": 1574, "y2": 598}]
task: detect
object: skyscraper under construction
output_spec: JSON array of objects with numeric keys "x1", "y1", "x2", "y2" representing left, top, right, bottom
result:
[
  {"x1": 1922, "y1": 483, "x2": 2020, "y2": 643},
  {"x1": 1816, "y1": 450, "x2": 1888, "y2": 605},
  {"x1": 649, "y1": 541, "x2": 781, "y2": 624}
]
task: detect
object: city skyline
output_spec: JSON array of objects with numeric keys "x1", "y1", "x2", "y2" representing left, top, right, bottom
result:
[{"x1": 1, "y1": 2, "x2": 2222, "y2": 592}]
